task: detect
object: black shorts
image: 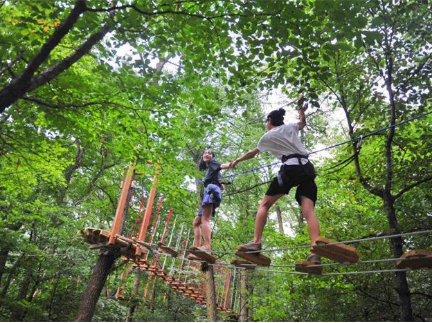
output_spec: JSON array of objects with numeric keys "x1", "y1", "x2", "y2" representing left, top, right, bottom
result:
[{"x1": 265, "y1": 163, "x2": 317, "y2": 206}]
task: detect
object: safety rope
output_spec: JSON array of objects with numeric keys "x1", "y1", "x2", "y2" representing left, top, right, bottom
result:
[
  {"x1": 215, "y1": 110, "x2": 432, "y2": 182},
  {"x1": 254, "y1": 267, "x2": 430, "y2": 276}
]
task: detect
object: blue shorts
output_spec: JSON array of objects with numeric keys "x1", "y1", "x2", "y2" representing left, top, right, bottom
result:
[{"x1": 198, "y1": 184, "x2": 222, "y2": 217}]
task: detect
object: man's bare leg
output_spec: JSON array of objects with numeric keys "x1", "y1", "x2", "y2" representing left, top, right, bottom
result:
[
  {"x1": 300, "y1": 196, "x2": 320, "y2": 245},
  {"x1": 253, "y1": 194, "x2": 284, "y2": 243}
]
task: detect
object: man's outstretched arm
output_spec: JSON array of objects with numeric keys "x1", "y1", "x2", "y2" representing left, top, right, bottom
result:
[{"x1": 231, "y1": 148, "x2": 260, "y2": 168}]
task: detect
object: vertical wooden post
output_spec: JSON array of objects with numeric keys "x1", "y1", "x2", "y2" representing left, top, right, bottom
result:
[
  {"x1": 136, "y1": 173, "x2": 158, "y2": 255},
  {"x1": 239, "y1": 269, "x2": 249, "y2": 322},
  {"x1": 223, "y1": 268, "x2": 232, "y2": 309},
  {"x1": 131, "y1": 197, "x2": 146, "y2": 238},
  {"x1": 109, "y1": 165, "x2": 135, "y2": 244},
  {"x1": 149, "y1": 196, "x2": 164, "y2": 242},
  {"x1": 115, "y1": 263, "x2": 131, "y2": 299},
  {"x1": 204, "y1": 265, "x2": 218, "y2": 322},
  {"x1": 221, "y1": 267, "x2": 229, "y2": 308},
  {"x1": 160, "y1": 209, "x2": 173, "y2": 243}
]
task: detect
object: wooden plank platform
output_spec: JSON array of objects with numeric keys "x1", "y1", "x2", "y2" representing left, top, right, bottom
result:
[
  {"x1": 295, "y1": 260, "x2": 323, "y2": 274},
  {"x1": 396, "y1": 250, "x2": 432, "y2": 269},
  {"x1": 311, "y1": 236, "x2": 359, "y2": 263},
  {"x1": 235, "y1": 246, "x2": 271, "y2": 266},
  {"x1": 79, "y1": 227, "x2": 153, "y2": 261},
  {"x1": 188, "y1": 246, "x2": 217, "y2": 263},
  {"x1": 157, "y1": 242, "x2": 179, "y2": 257}
]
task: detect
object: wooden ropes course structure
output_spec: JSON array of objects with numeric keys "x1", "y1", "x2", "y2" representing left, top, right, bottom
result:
[
  {"x1": 78, "y1": 163, "x2": 432, "y2": 320},
  {"x1": 78, "y1": 164, "x2": 237, "y2": 316}
]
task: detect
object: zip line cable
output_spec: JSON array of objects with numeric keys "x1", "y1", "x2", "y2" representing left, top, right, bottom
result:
[
  {"x1": 253, "y1": 267, "x2": 430, "y2": 276},
  {"x1": 268, "y1": 255, "x2": 432, "y2": 269}
]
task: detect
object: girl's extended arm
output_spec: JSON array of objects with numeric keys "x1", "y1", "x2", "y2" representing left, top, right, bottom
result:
[{"x1": 220, "y1": 163, "x2": 232, "y2": 169}]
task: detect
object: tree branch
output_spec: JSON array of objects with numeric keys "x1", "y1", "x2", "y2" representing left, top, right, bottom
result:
[
  {"x1": 22, "y1": 96, "x2": 115, "y2": 109},
  {"x1": 0, "y1": 54, "x2": 24, "y2": 77},
  {"x1": 394, "y1": 174, "x2": 432, "y2": 200},
  {"x1": 27, "y1": 24, "x2": 112, "y2": 92},
  {"x1": 0, "y1": 0, "x2": 87, "y2": 113},
  {"x1": 87, "y1": 3, "x2": 280, "y2": 19}
]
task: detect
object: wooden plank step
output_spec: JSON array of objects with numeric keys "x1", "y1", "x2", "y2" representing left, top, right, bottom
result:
[
  {"x1": 396, "y1": 250, "x2": 432, "y2": 269},
  {"x1": 295, "y1": 260, "x2": 323, "y2": 274},
  {"x1": 231, "y1": 259, "x2": 257, "y2": 269},
  {"x1": 157, "y1": 243, "x2": 179, "y2": 257},
  {"x1": 235, "y1": 246, "x2": 271, "y2": 266},
  {"x1": 188, "y1": 246, "x2": 217, "y2": 263},
  {"x1": 311, "y1": 236, "x2": 359, "y2": 263},
  {"x1": 132, "y1": 237, "x2": 153, "y2": 250}
]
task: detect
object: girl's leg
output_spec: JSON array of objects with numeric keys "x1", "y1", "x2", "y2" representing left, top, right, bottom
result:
[
  {"x1": 193, "y1": 216, "x2": 202, "y2": 247},
  {"x1": 300, "y1": 196, "x2": 320, "y2": 245},
  {"x1": 254, "y1": 194, "x2": 284, "y2": 243},
  {"x1": 200, "y1": 204, "x2": 213, "y2": 250}
]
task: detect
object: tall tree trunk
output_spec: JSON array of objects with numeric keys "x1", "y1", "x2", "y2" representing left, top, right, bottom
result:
[
  {"x1": 127, "y1": 271, "x2": 142, "y2": 322},
  {"x1": 47, "y1": 276, "x2": 60, "y2": 321},
  {"x1": 10, "y1": 266, "x2": 33, "y2": 321},
  {"x1": 149, "y1": 276, "x2": 157, "y2": 313},
  {"x1": 0, "y1": 247, "x2": 9, "y2": 288},
  {"x1": 239, "y1": 270, "x2": 249, "y2": 322},
  {"x1": 275, "y1": 206, "x2": 284, "y2": 234},
  {"x1": 75, "y1": 252, "x2": 119, "y2": 322},
  {"x1": 384, "y1": 193, "x2": 413, "y2": 321}
]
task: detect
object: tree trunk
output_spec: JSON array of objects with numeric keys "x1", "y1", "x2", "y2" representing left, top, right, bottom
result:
[
  {"x1": 239, "y1": 270, "x2": 249, "y2": 322},
  {"x1": 205, "y1": 266, "x2": 218, "y2": 322},
  {"x1": 75, "y1": 252, "x2": 119, "y2": 322},
  {"x1": 383, "y1": 193, "x2": 413, "y2": 321},
  {"x1": 275, "y1": 206, "x2": 284, "y2": 234},
  {"x1": 0, "y1": 247, "x2": 9, "y2": 289},
  {"x1": 149, "y1": 276, "x2": 157, "y2": 313},
  {"x1": 127, "y1": 271, "x2": 142, "y2": 322},
  {"x1": 10, "y1": 265, "x2": 33, "y2": 321}
]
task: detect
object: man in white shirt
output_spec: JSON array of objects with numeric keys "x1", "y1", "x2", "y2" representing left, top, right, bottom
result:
[{"x1": 230, "y1": 97, "x2": 321, "y2": 263}]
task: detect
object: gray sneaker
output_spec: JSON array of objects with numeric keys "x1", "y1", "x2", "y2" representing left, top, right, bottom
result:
[
  {"x1": 306, "y1": 253, "x2": 321, "y2": 264},
  {"x1": 239, "y1": 241, "x2": 262, "y2": 253}
]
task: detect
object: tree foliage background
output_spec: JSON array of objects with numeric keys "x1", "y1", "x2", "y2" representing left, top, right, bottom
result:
[{"x1": 1, "y1": 0, "x2": 431, "y2": 321}]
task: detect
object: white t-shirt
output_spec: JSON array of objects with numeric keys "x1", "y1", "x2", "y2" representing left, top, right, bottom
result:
[{"x1": 257, "y1": 123, "x2": 309, "y2": 165}]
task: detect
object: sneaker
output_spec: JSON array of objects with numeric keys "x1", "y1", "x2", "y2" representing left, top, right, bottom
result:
[
  {"x1": 306, "y1": 253, "x2": 321, "y2": 264},
  {"x1": 239, "y1": 241, "x2": 262, "y2": 253}
]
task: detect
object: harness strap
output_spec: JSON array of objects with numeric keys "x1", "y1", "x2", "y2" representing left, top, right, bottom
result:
[{"x1": 278, "y1": 154, "x2": 314, "y2": 187}]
